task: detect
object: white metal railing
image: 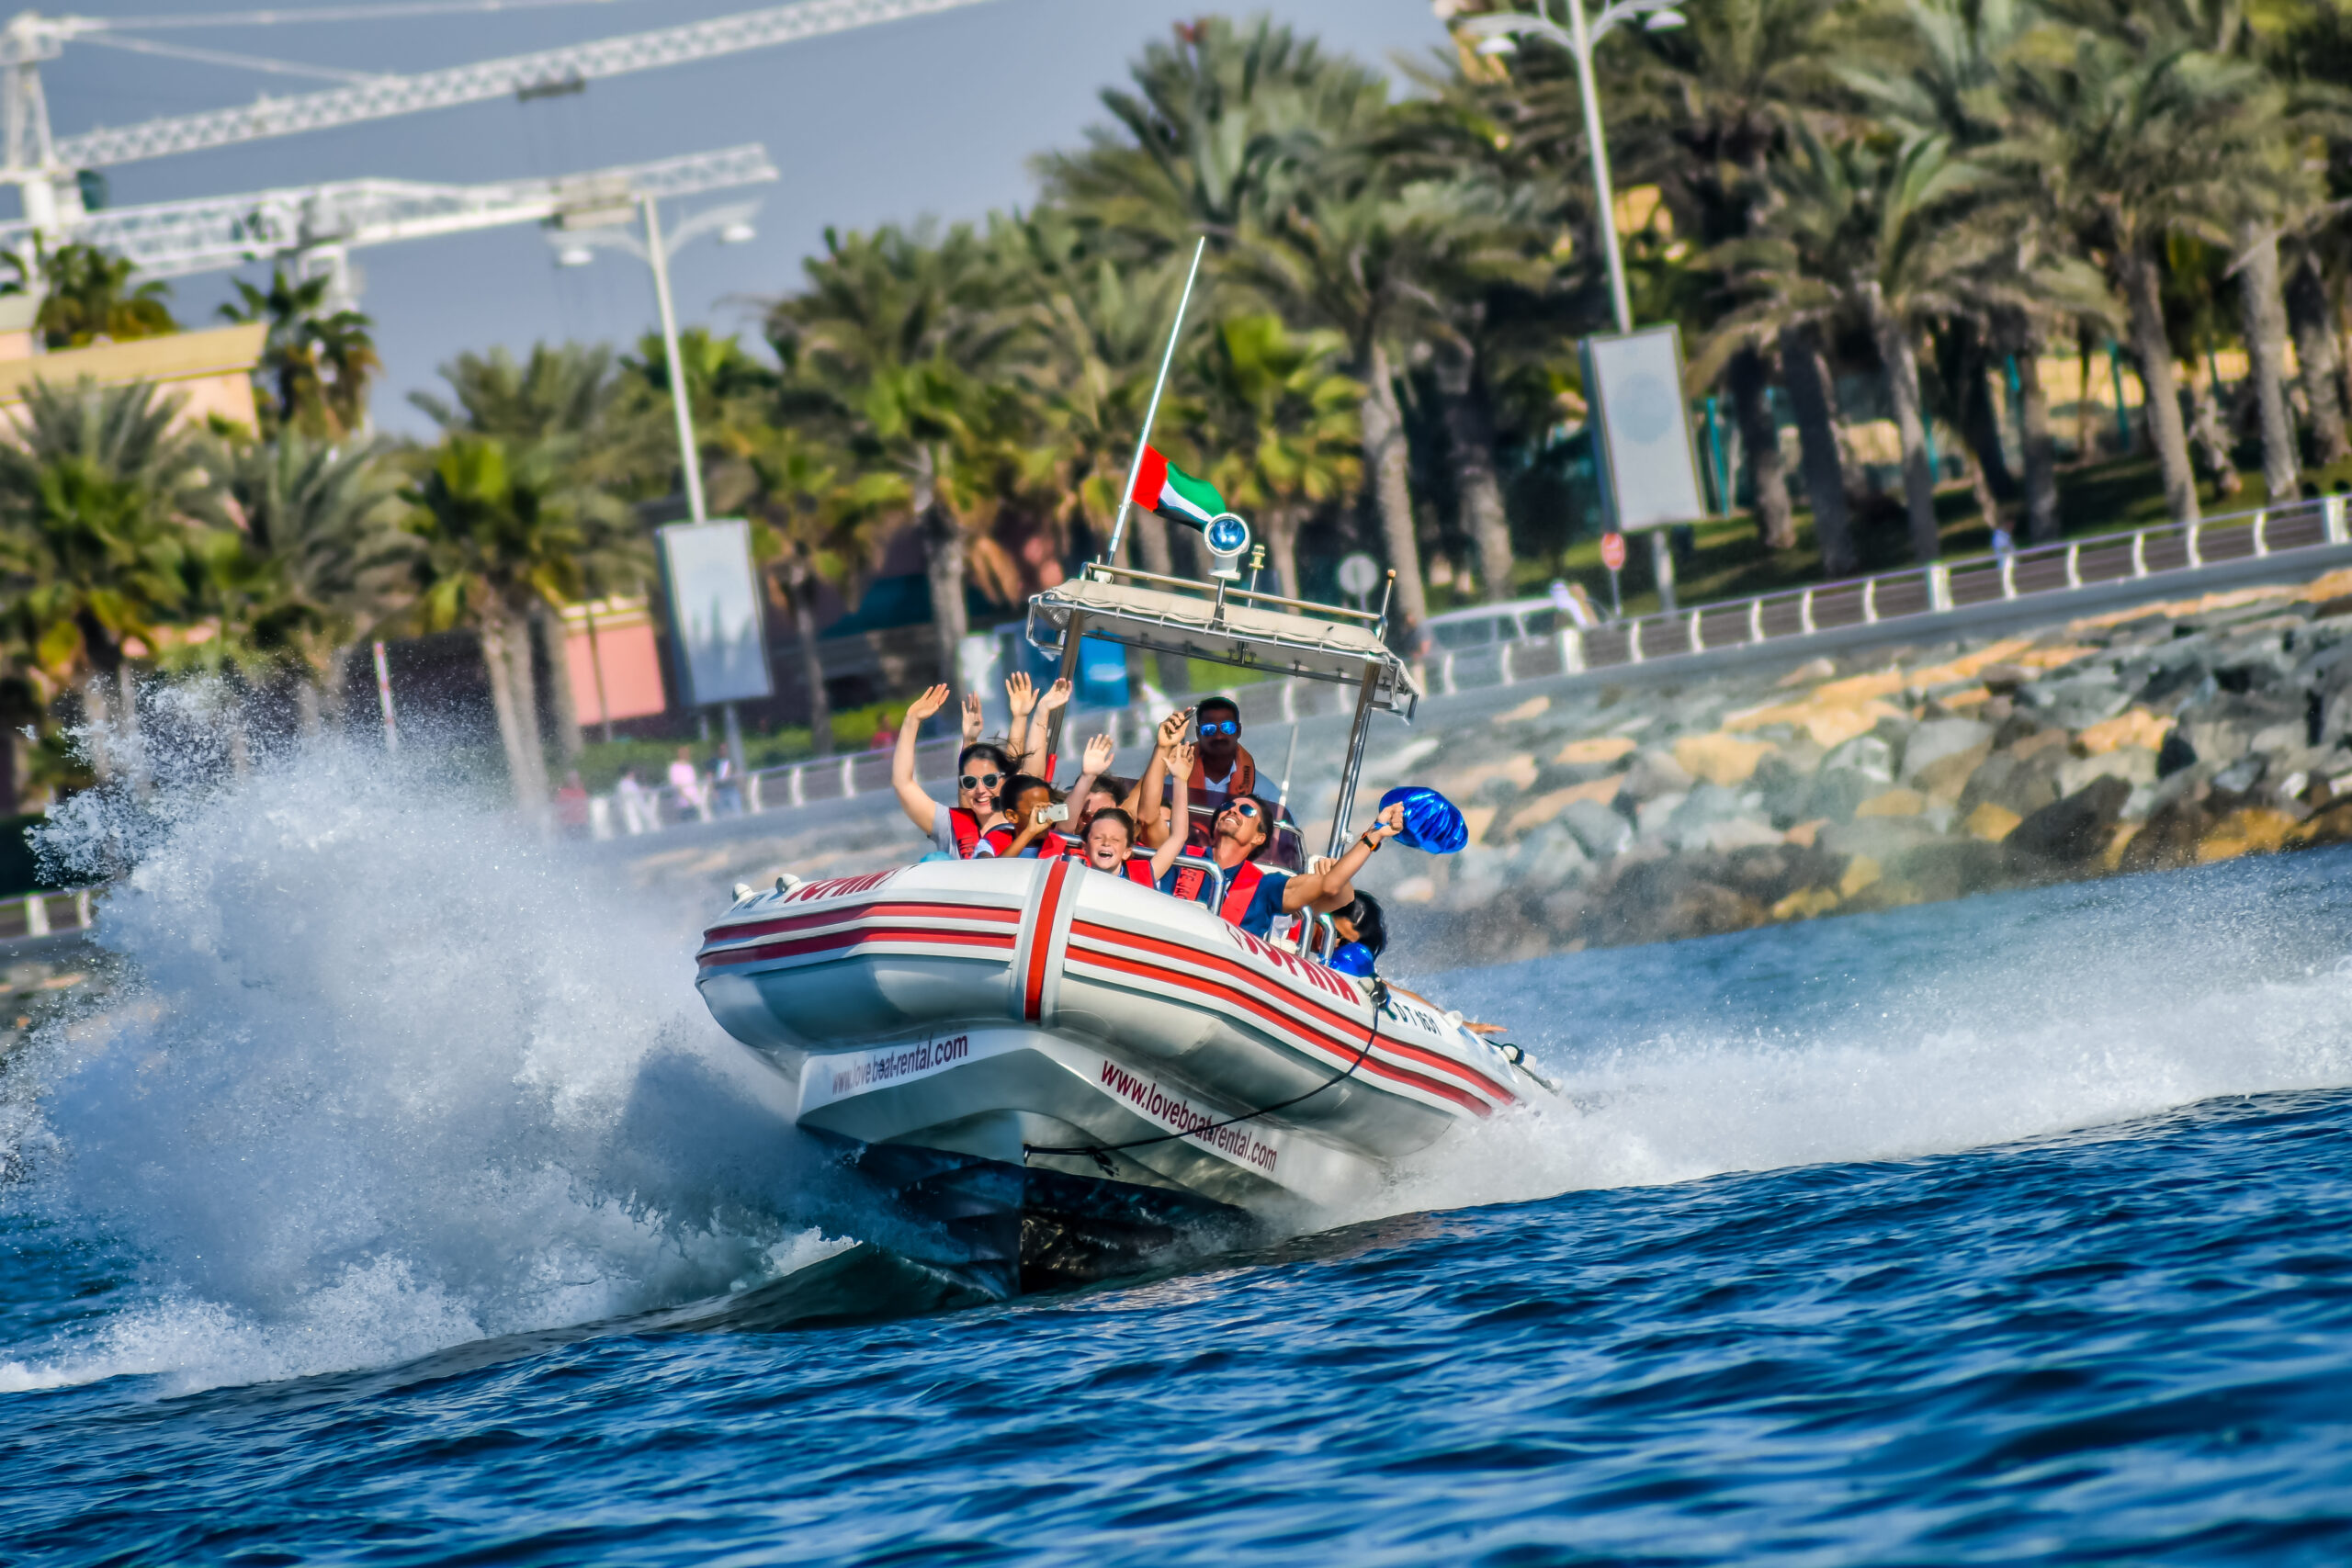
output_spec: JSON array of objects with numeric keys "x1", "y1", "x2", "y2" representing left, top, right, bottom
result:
[
  {"x1": 1553, "y1": 493, "x2": 2348, "y2": 682},
  {"x1": 0, "y1": 886, "x2": 96, "y2": 944}
]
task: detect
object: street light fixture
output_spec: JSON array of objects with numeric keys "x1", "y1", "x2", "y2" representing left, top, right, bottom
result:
[
  {"x1": 1453, "y1": 0, "x2": 1685, "y2": 337},
  {"x1": 1453, "y1": 0, "x2": 1690, "y2": 608},
  {"x1": 548, "y1": 196, "x2": 763, "y2": 524},
  {"x1": 548, "y1": 195, "x2": 763, "y2": 770}
]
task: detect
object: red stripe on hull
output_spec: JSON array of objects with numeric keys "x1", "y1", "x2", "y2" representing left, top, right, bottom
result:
[
  {"x1": 698, "y1": 925, "x2": 1016, "y2": 968},
  {"x1": 1069, "y1": 919, "x2": 1515, "y2": 1105},
  {"x1": 1025, "y1": 859, "x2": 1072, "y2": 1022},
  {"x1": 1064, "y1": 944, "x2": 1494, "y2": 1117},
  {"x1": 704, "y1": 899, "x2": 1020, "y2": 947}
]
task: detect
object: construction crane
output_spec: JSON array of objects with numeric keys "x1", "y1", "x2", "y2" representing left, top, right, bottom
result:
[
  {"x1": 0, "y1": 0, "x2": 1000, "y2": 233},
  {"x1": 0, "y1": 142, "x2": 779, "y2": 310}
]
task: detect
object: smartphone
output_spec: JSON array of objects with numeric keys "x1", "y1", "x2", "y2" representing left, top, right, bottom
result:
[{"x1": 1037, "y1": 804, "x2": 1069, "y2": 825}]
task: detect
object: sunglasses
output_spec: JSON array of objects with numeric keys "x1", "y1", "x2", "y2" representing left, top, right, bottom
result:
[
  {"x1": 1198, "y1": 720, "x2": 1240, "y2": 737},
  {"x1": 960, "y1": 773, "x2": 1003, "y2": 791},
  {"x1": 1226, "y1": 800, "x2": 1261, "y2": 819}
]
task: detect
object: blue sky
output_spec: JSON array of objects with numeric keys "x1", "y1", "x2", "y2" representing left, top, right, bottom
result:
[{"x1": 39, "y1": 0, "x2": 1452, "y2": 436}]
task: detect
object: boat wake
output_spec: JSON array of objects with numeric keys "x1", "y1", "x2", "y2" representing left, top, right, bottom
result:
[{"x1": 0, "y1": 720, "x2": 856, "y2": 1397}]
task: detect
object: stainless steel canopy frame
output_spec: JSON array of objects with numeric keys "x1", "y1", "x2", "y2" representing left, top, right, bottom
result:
[{"x1": 1026, "y1": 564, "x2": 1412, "y2": 863}]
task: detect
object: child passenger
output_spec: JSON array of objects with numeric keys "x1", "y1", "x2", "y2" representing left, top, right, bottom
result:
[{"x1": 1074, "y1": 745, "x2": 1192, "y2": 884}]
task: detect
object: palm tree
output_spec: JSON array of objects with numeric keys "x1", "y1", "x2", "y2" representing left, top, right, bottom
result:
[
  {"x1": 0, "y1": 379, "x2": 223, "y2": 775},
  {"x1": 767, "y1": 221, "x2": 1023, "y2": 706},
  {"x1": 218, "y1": 433, "x2": 413, "y2": 731},
  {"x1": 2000, "y1": 30, "x2": 2309, "y2": 525},
  {"x1": 1187, "y1": 312, "x2": 1363, "y2": 599},
  {"x1": 219, "y1": 268, "x2": 381, "y2": 438},
  {"x1": 1713, "y1": 119, "x2": 2120, "y2": 563},
  {"x1": 1605, "y1": 0, "x2": 1850, "y2": 553},
  {"x1": 400, "y1": 434, "x2": 630, "y2": 813},
  {"x1": 0, "y1": 242, "x2": 179, "y2": 348}
]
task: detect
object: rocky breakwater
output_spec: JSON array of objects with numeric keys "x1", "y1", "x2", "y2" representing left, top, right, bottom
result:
[{"x1": 1378, "y1": 568, "x2": 2352, "y2": 964}]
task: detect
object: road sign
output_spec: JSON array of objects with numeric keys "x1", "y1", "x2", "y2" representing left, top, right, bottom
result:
[
  {"x1": 1600, "y1": 532, "x2": 1627, "y2": 572},
  {"x1": 1336, "y1": 552, "x2": 1380, "y2": 600}
]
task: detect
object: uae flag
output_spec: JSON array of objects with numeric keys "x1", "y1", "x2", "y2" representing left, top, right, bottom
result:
[{"x1": 1128, "y1": 445, "x2": 1225, "y2": 529}]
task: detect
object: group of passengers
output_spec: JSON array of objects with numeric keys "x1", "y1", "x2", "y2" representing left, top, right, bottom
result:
[{"x1": 888, "y1": 675, "x2": 1405, "y2": 973}]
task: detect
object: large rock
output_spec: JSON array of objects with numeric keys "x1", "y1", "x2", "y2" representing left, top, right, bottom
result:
[
  {"x1": 1591, "y1": 857, "x2": 1770, "y2": 946},
  {"x1": 1902, "y1": 717, "x2": 1996, "y2": 787},
  {"x1": 1619, "y1": 748, "x2": 1697, "y2": 802},
  {"x1": 1559, "y1": 798, "x2": 1634, "y2": 860},
  {"x1": 2007, "y1": 774, "x2": 2133, "y2": 865}
]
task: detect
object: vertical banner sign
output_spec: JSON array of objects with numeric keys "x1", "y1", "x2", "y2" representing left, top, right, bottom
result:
[
  {"x1": 1581, "y1": 325, "x2": 1709, "y2": 532},
  {"x1": 658, "y1": 519, "x2": 773, "y2": 706}
]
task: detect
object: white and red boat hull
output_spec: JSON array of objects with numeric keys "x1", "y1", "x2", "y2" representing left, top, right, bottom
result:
[{"x1": 695, "y1": 858, "x2": 1529, "y2": 1214}]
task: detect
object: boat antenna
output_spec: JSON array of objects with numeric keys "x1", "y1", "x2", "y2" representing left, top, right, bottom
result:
[{"x1": 1102, "y1": 235, "x2": 1207, "y2": 570}]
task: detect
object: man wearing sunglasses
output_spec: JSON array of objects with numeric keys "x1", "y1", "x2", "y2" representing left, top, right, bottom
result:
[
  {"x1": 1187, "y1": 696, "x2": 1256, "y2": 809},
  {"x1": 1159, "y1": 793, "x2": 1407, "y2": 940}
]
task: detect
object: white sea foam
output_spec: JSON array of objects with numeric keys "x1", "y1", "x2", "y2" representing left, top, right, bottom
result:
[
  {"x1": 1376, "y1": 876, "x2": 2352, "y2": 1218},
  {"x1": 1, "y1": 707, "x2": 842, "y2": 1396}
]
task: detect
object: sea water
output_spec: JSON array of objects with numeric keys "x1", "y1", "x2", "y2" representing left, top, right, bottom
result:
[{"x1": 6, "y1": 731, "x2": 2352, "y2": 1562}]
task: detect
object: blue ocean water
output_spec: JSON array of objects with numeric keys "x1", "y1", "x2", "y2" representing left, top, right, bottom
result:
[{"x1": 7, "y1": 748, "x2": 2352, "y2": 1563}]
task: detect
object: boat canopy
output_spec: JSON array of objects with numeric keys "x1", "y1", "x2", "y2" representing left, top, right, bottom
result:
[{"x1": 1024, "y1": 568, "x2": 1419, "y2": 717}]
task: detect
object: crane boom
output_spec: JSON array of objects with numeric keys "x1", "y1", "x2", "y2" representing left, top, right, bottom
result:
[
  {"x1": 0, "y1": 142, "x2": 776, "y2": 278},
  {"x1": 51, "y1": 0, "x2": 998, "y2": 170}
]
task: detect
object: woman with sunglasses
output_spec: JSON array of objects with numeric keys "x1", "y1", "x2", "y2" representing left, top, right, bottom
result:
[{"x1": 891, "y1": 683, "x2": 1015, "y2": 859}]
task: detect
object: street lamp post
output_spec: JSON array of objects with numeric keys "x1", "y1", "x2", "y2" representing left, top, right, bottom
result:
[
  {"x1": 555, "y1": 196, "x2": 761, "y2": 773},
  {"x1": 1457, "y1": 0, "x2": 1689, "y2": 609}
]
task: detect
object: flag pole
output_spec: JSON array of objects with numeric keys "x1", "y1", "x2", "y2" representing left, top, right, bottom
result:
[{"x1": 1103, "y1": 235, "x2": 1208, "y2": 570}]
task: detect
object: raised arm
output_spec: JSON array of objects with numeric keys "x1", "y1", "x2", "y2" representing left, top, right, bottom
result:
[
  {"x1": 1064, "y1": 732, "x2": 1115, "y2": 807},
  {"x1": 1281, "y1": 801, "x2": 1405, "y2": 913},
  {"x1": 1021, "y1": 678, "x2": 1071, "y2": 776},
  {"x1": 1149, "y1": 745, "x2": 1195, "y2": 878},
  {"x1": 1002, "y1": 672, "x2": 1036, "y2": 771},
  {"x1": 1134, "y1": 708, "x2": 1190, "y2": 849},
  {"x1": 892, "y1": 684, "x2": 952, "y2": 836}
]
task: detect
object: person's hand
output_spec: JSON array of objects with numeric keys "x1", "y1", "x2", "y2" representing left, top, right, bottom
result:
[
  {"x1": 1083, "y1": 733, "x2": 1116, "y2": 773},
  {"x1": 1156, "y1": 708, "x2": 1190, "y2": 750},
  {"x1": 1036, "y1": 677, "x2": 1073, "y2": 713},
  {"x1": 1462, "y1": 1021, "x2": 1508, "y2": 1035},
  {"x1": 1033, "y1": 805, "x2": 1057, "y2": 829},
  {"x1": 1306, "y1": 854, "x2": 1335, "y2": 876},
  {"x1": 960, "y1": 691, "x2": 984, "y2": 743},
  {"x1": 1005, "y1": 671, "x2": 1035, "y2": 716},
  {"x1": 905, "y1": 683, "x2": 950, "y2": 723},
  {"x1": 1168, "y1": 742, "x2": 1197, "y2": 776},
  {"x1": 1362, "y1": 802, "x2": 1405, "y2": 848}
]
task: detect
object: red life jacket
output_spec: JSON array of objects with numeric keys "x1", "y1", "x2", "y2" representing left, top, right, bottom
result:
[
  {"x1": 1170, "y1": 858, "x2": 1268, "y2": 927},
  {"x1": 945, "y1": 807, "x2": 1006, "y2": 859}
]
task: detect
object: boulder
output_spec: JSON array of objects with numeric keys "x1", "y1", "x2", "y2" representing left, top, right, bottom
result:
[
  {"x1": 1559, "y1": 798, "x2": 1634, "y2": 861},
  {"x1": 2156, "y1": 728, "x2": 2198, "y2": 777},
  {"x1": 2007, "y1": 774, "x2": 2133, "y2": 865},
  {"x1": 1903, "y1": 717, "x2": 1996, "y2": 799},
  {"x1": 1619, "y1": 748, "x2": 1696, "y2": 802},
  {"x1": 1506, "y1": 820, "x2": 1591, "y2": 886},
  {"x1": 1821, "y1": 734, "x2": 1895, "y2": 782},
  {"x1": 1591, "y1": 857, "x2": 1770, "y2": 946},
  {"x1": 1634, "y1": 791, "x2": 1690, "y2": 840},
  {"x1": 1820, "y1": 815, "x2": 1946, "y2": 863},
  {"x1": 1672, "y1": 731, "x2": 1776, "y2": 786}
]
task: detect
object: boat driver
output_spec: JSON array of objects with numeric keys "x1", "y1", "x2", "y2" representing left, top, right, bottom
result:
[
  {"x1": 1159, "y1": 795, "x2": 1407, "y2": 939},
  {"x1": 1189, "y1": 696, "x2": 1257, "y2": 810},
  {"x1": 889, "y1": 683, "x2": 1012, "y2": 858}
]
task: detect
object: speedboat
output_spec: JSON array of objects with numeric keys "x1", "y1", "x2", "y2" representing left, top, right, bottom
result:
[{"x1": 695, "y1": 564, "x2": 1553, "y2": 1294}]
